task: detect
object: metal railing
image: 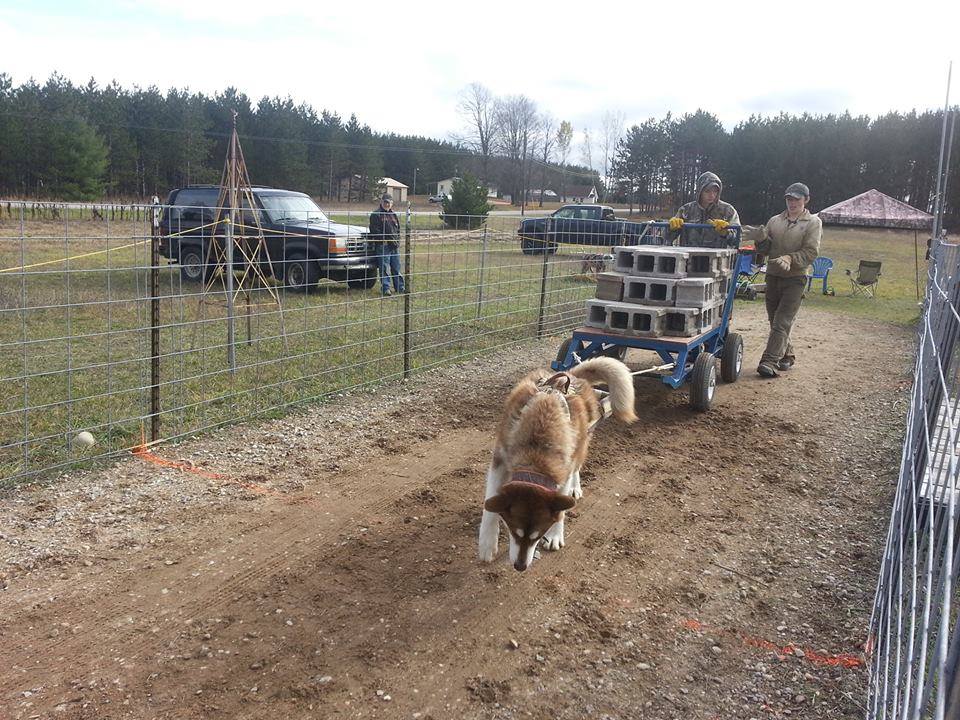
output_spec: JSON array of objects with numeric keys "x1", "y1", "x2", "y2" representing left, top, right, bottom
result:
[
  {"x1": 0, "y1": 201, "x2": 652, "y2": 485},
  {"x1": 868, "y1": 238, "x2": 960, "y2": 719}
]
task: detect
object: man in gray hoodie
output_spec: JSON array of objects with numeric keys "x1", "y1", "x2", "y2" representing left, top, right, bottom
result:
[{"x1": 667, "y1": 171, "x2": 741, "y2": 248}]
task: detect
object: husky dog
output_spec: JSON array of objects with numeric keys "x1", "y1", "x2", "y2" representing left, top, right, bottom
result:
[{"x1": 478, "y1": 357, "x2": 637, "y2": 571}]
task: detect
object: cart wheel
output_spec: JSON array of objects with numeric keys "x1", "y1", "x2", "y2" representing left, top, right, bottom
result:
[
  {"x1": 690, "y1": 352, "x2": 717, "y2": 411},
  {"x1": 601, "y1": 344, "x2": 628, "y2": 362},
  {"x1": 556, "y1": 338, "x2": 583, "y2": 366},
  {"x1": 720, "y1": 332, "x2": 744, "y2": 383}
]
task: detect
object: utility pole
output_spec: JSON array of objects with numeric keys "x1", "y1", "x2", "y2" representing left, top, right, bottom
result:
[{"x1": 413, "y1": 167, "x2": 419, "y2": 198}]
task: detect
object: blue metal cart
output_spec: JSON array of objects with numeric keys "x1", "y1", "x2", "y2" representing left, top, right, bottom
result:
[{"x1": 551, "y1": 222, "x2": 745, "y2": 411}]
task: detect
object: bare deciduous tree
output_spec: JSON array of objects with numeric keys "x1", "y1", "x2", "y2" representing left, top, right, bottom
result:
[
  {"x1": 455, "y1": 83, "x2": 499, "y2": 185},
  {"x1": 494, "y1": 94, "x2": 538, "y2": 208},
  {"x1": 555, "y1": 120, "x2": 573, "y2": 201},
  {"x1": 581, "y1": 128, "x2": 593, "y2": 172},
  {"x1": 600, "y1": 110, "x2": 626, "y2": 201},
  {"x1": 537, "y1": 113, "x2": 556, "y2": 207}
]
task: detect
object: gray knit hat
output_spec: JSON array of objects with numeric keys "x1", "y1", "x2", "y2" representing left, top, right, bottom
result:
[{"x1": 381, "y1": 193, "x2": 393, "y2": 203}]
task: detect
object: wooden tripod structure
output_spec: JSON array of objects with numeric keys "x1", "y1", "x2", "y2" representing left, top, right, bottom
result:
[{"x1": 199, "y1": 111, "x2": 286, "y2": 370}]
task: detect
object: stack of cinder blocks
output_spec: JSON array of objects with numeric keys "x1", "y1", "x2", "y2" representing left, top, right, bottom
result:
[{"x1": 586, "y1": 246, "x2": 736, "y2": 337}]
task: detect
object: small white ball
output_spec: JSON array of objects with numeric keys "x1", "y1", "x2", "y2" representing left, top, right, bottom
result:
[{"x1": 75, "y1": 431, "x2": 95, "y2": 448}]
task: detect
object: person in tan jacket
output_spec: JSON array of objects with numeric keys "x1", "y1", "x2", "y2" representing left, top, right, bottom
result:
[{"x1": 749, "y1": 182, "x2": 822, "y2": 377}]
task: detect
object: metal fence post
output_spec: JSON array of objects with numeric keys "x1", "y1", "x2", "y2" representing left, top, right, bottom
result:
[
  {"x1": 150, "y1": 197, "x2": 161, "y2": 442},
  {"x1": 225, "y1": 215, "x2": 236, "y2": 373},
  {"x1": 403, "y1": 205, "x2": 411, "y2": 378},
  {"x1": 536, "y1": 218, "x2": 551, "y2": 339},
  {"x1": 476, "y1": 224, "x2": 488, "y2": 319}
]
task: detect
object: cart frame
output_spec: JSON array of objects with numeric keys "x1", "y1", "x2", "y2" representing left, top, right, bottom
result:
[{"x1": 551, "y1": 222, "x2": 745, "y2": 410}]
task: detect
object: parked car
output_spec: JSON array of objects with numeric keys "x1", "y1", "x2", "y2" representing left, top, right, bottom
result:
[
  {"x1": 159, "y1": 185, "x2": 378, "y2": 291},
  {"x1": 517, "y1": 204, "x2": 651, "y2": 254},
  {"x1": 428, "y1": 193, "x2": 448, "y2": 203}
]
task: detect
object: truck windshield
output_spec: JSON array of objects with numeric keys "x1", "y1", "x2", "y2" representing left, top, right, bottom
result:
[{"x1": 259, "y1": 195, "x2": 329, "y2": 224}]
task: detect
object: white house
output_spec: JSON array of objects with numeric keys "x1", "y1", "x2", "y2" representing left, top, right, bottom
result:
[
  {"x1": 438, "y1": 178, "x2": 499, "y2": 199},
  {"x1": 437, "y1": 177, "x2": 459, "y2": 198},
  {"x1": 562, "y1": 184, "x2": 599, "y2": 204},
  {"x1": 379, "y1": 177, "x2": 409, "y2": 203}
]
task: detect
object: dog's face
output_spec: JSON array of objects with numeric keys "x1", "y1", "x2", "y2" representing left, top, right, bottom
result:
[{"x1": 484, "y1": 486, "x2": 575, "y2": 571}]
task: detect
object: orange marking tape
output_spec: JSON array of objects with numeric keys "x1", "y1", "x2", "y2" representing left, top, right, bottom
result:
[
  {"x1": 132, "y1": 443, "x2": 229, "y2": 481},
  {"x1": 130, "y1": 433, "x2": 319, "y2": 507},
  {"x1": 680, "y1": 618, "x2": 863, "y2": 670}
]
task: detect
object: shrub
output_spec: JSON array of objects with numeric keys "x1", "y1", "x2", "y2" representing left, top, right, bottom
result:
[{"x1": 440, "y1": 174, "x2": 491, "y2": 230}]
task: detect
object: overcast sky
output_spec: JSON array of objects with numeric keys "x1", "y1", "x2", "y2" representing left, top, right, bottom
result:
[{"x1": 2, "y1": 0, "x2": 958, "y2": 167}]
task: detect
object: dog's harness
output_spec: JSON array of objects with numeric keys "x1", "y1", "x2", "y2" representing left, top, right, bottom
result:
[
  {"x1": 535, "y1": 371, "x2": 612, "y2": 434},
  {"x1": 535, "y1": 372, "x2": 573, "y2": 421}
]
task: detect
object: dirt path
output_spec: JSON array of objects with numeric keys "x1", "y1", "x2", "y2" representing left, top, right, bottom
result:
[{"x1": 1, "y1": 304, "x2": 913, "y2": 719}]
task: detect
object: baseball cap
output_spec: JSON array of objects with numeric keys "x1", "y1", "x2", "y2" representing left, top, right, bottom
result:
[{"x1": 785, "y1": 182, "x2": 809, "y2": 198}]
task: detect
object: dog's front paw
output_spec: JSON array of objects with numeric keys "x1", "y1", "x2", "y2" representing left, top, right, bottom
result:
[
  {"x1": 569, "y1": 473, "x2": 583, "y2": 500},
  {"x1": 478, "y1": 540, "x2": 498, "y2": 563},
  {"x1": 541, "y1": 529, "x2": 564, "y2": 551}
]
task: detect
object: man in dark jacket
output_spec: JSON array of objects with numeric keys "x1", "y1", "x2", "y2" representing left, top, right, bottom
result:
[
  {"x1": 368, "y1": 193, "x2": 404, "y2": 296},
  {"x1": 667, "y1": 171, "x2": 740, "y2": 248}
]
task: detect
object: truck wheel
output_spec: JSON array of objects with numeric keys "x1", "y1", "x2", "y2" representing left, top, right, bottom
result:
[
  {"x1": 179, "y1": 246, "x2": 209, "y2": 283},
  {"x1": 720, "y1": 333, "x2": 744, "y2": 383},
  {"x1": 689, "y1": 352, "x2": 717, "y2": 412},
  {"x1": 521, "y1": 238, "x2": 539, "y2": 255},
  {"x1": 347, "y1": 270, "x2": 377, "y2": 290},
  {"x1": 284, "y1": 253, "x2": 319, "y2": 293}
]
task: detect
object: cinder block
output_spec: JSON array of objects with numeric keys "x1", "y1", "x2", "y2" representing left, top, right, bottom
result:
[
  {"x1": 596, "y1": 272, "x2": 626, "y2": 302},
  {"x1": 584, "y1": 299, "x2": 666, "y2": 336},
  {"x1": 686, "y1": 248, "x2": 738, "y2": 278},
  {"x1": 663, "y1": 299, "x2": 724, "y2": 337},
  {"x1": 585, "y1": 299, "x2": 609, "y2": 328},
  {"x1": 613, "y1": 246, "x2": 691, "y2": 278},
  {"x1": 675, "y1": 277, "x2": 721, "y2": 308},
  {"x1": 623, "y1": 276, "x2": 678, "y2": 306},
  {"x1": 717, "y1": 275, "x2": 730, "y2": 298},
  {"x1": 613, "y1": 247, "x2": 638, "y2": 274}
]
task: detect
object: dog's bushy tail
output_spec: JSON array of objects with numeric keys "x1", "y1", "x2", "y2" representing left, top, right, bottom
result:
[{"x1": 569, "y1": 357, "x2": 638, "y2": 424}]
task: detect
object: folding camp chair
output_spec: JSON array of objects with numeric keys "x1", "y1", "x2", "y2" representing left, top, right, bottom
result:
[
  {"x1": 846, "y1": 260, "x2": 882, "y2": 298},
  {"x1": 735, "y1": 249, "x2": 765, "y2": 300},
  {"x1": 806, "y1": 256, "x2": 834, "y2": 295}
]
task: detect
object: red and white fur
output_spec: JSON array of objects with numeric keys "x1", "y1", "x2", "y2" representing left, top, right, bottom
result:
[{"x1": 478, "y1": 357, "x2": 637, "y2": 571}]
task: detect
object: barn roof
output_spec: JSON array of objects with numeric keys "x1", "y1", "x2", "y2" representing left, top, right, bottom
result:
[{"x1": 818, "y1": 189, "x2": 933, "y2": 230}]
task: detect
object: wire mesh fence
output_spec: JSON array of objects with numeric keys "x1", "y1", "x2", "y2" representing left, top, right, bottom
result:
[
  {"x1": 0, "y1": 200, "x2": 654, "y2": 486},
  {"x1": 868, "y1": 237, "x2": 960, "y2": 719}
]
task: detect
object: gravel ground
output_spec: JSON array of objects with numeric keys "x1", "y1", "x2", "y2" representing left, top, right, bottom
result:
[{"x1": 0, "y1": 303, "x2": 914, "y2": 719}]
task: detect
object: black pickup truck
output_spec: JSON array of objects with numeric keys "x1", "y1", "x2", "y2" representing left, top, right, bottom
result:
[
  {"x1": 159, "y1": 185, "x2": 378, "y2": 291},
  {"x1": 517, "y1": 204, "x2": 651, "y2": 254}
]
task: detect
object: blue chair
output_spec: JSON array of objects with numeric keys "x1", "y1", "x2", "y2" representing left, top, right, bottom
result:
[
  {"x1": 735, "y1": 251, "x2": 764, "y2": 300},
  {"x1": 806, "y1": 256, "x2": 834, "y2": 295}
]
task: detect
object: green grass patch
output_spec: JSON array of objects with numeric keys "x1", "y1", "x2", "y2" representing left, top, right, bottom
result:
[
  {"x1": 758, "y1": 226, "x2": 927, "y2": 327},
  {"x1": 0, "y1": 218, "x2": 595, "y2": 485}
]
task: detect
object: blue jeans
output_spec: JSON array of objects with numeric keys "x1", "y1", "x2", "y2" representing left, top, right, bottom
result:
[{"x1": 378, "y1": 245, "x2": 404, "y2": 294}]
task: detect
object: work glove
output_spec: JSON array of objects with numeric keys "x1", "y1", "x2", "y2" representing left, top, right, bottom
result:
[
  {"x1": 745, "y1": 226, "x2": 766, "y2": 244},
  {"x1": 668, "y1": 217, "x2": 684, "y2": 232},
  {"x1": 709, "y1": 219, "x2": 730, "y2": 234},
  {"x1": 770, "y1": 255, "x2": 792, "y2": 272}
]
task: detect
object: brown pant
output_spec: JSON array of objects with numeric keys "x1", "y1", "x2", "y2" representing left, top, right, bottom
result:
[{"x1": 761, "y1": 275, "x2": 806, "y2": 365}]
